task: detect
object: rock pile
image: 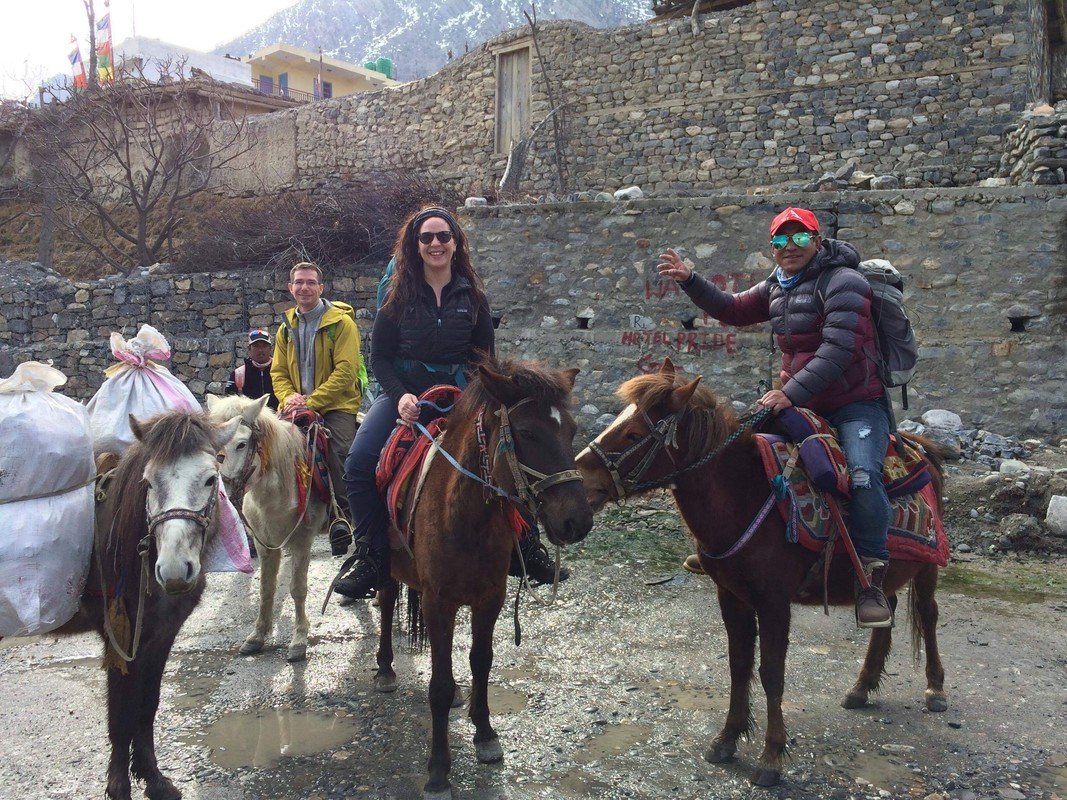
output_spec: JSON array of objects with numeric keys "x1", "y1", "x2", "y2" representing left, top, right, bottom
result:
[
  {"x1": 899, "y1": 409, "x2": 1029, "y2": 468},
  {"x1": 998, "y1": 101, "x2": 1067, "y2": 186}
]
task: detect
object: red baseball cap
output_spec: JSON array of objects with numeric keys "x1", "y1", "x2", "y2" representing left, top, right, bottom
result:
[{"x1": 769, "y1": 207, "x2": 820, "y2": 236}]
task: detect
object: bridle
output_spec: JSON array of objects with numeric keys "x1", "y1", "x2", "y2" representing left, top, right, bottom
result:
[
  {"x1": 586, "y1": 408, "x2": 685, "y2": 500},
  {"x1": 223, "y1": 419, "x2": 263, "y2": 510},
  {"x1": 143, "y1": 458, "x2": 222, "y2": 548},
  {"x1": 100, "y1": 452, "x2": 222, "y2": 666},
  {"x1": 479, "y1": 397, "x2": 584, "y2": 517},
  {"x1": 587, "y1": 406, "x2": 772, "y2": 500}
]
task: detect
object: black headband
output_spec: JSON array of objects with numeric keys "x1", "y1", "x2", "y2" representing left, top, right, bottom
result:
[{"x1": 410, "y1": 207, "x2": 459, "y2": 240}]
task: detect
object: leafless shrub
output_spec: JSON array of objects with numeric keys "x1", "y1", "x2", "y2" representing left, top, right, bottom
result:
[{"x1": 177, "y1": 172, "x2": 461, "y2": 273}]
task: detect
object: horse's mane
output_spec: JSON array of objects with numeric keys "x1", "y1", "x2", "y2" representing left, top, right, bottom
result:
[
  {"x1": 617, "y1": 371, "x2": 738, "y2": 456},
  {"x1": 106, "y1": 411, "x2": 219, "y2": 573},
  {"x1": 207, "y1": 395, "x2": 302, "y2": 491},
  {"x1": 453, "y1": 355, "x2": 574, "y2": 418}
]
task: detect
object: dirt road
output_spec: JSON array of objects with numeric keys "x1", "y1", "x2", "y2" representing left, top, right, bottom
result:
[{"x1": 2, "y1": 501, "x2": 1065, "y2": 800}]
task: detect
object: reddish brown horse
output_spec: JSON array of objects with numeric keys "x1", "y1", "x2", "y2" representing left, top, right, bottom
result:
[
  {"x1": 54, "y1": 411, "x2": 242, "y2": 800},
  {"x1": 371, "y1": 358, "x2": 594, "y2": 800},
  {"x1": 576, "y1": 359, "x2": 947, "y2": 788}
]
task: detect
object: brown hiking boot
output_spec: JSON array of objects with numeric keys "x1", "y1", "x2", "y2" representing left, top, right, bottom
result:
[
  {"x1": 682, "y1": 553, "x2": 705, "y2": 574},
  {"x1": 855, "y1": 557, "x2": 893, "y2": 629}
]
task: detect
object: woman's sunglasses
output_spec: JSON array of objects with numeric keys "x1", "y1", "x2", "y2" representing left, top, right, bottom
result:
[
  {"x1": 417, "y1": 231, "x2": 454, "y2": 245},
  {"x1": 770, "y1": 231, "x2": 816, "y2": 250}
]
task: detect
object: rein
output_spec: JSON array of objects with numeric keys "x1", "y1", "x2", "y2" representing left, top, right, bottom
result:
[
  {"x1": 412, "y1": 397, "x2": 583, "y2": 521},
  {"x1": 98, "y1": 460, "x2": 221, "y2": 664},
  {"x1": 588, "y1": 405, "x2": 772, "y2": 499}
]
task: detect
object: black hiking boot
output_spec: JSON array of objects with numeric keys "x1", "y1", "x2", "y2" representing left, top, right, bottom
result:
[
  {"x1": 510, "y1": 534, "x2": 569, "y2": 584},
  {"x1": 333, "y1": 541, "x2": 388, "y2": 600},
  {"x1": 855, "y1": 557, "x2": 893, "y2": 629},
  {"x1": 329, "y1": 517, "x2": 353, "y2": 556}
]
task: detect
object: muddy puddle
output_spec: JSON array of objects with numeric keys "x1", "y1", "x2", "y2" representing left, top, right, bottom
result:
[
  {"x1": 574, "y1": 722, "x2": 651, "y2": 764},
  {"x1": 649, "y1": 680, "x2": 726, "y2": 712},
  {"x1": 940, "y1": 562, "x2": 1066, "y2": 604},
  {"x1": 187, "y1": 707, "x2": 360, "y2": 769},
  {"x1": 487, "y1": 685, "x2": 528, "y2": 713}
]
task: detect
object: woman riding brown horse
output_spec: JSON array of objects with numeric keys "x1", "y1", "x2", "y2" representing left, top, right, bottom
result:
[
  {"x1": 370, "y1": 357, "x2": 593, "y2": 800},
  {"x1": 577, "y1": 359, "x2": 948, "y2": 788}
]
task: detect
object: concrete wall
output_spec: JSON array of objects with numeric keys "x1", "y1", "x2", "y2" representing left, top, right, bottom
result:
[
  {"x1": 222, "y1": 1, "x2": 1041, "y2": 196},
  {"x1": 5, "y1": 186, "x2": 1066, "y2": 438}
]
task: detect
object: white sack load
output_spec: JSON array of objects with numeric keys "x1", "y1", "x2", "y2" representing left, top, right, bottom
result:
[
  {"x1": 86, "y1": 324, "x2": 200, "y2": 455},
  {"x1": 85, "y1": 324, "x2": 251, "y2": 575},
  {"x1": 0, "y1": 362, "x2": 95, "y2": 637}
]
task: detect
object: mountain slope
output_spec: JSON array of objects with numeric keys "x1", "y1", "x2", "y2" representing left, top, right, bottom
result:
[{"x1": 216, "y1": 0, "x2": 651, "y2": 81}]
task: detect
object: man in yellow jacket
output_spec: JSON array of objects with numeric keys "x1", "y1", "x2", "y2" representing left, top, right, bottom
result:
[{"x1": 272, "y1": 261, "x2": 364, "y2": 555}]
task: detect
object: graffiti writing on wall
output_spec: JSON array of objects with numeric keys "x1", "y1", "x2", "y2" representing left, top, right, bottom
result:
[
  {"x1": 644, "y1": 272, "x2": 764, "y2": 300},
  {"x1": 620, "y1": 329, "x2": 739, "y2": 374}
]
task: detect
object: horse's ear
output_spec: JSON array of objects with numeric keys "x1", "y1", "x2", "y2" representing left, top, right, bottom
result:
[
  {"x1": 560, "y1": 368, "x2": 579, "y2": 391},
  {"x1": 205, "y1": 394, "x2": 220, "y2": 412},
  {"x1": 215, "y1": 417, "x2": 242, "y2": 449},
  {"x1": 660, "y1": 357, "x2": 677, "y2": 378},
  {"x1": 129, "y1": 414, "x2": 145, "y2": 441},
  {"x1": 241, "y1": 395, "x2": 268, "y2": 426},
  {"x1": 667, "y1": 376, "x2": 702, "y2": 412},
  {"x1": 478, "y1": 365, "x2": 513, "y2": 404}
]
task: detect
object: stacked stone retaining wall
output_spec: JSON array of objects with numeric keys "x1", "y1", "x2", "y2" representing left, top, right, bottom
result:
[
  {"x1": 4, "y1": 186, "x2": 1066, "y2": 438},
  {"x1": 221, "y1": 1, "x2": 1037, "y2": 197}
]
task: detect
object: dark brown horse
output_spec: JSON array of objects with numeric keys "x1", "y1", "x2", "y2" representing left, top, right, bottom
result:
[
  {"x1": 371, "y1": 358, "x2": 594, "y2": 800},
  {"x1": 55, "y1": 411, "x2": 242, "y2": 800},
  {"x1": 576, "y1": 359, "x2": 948, "y2": 788}
]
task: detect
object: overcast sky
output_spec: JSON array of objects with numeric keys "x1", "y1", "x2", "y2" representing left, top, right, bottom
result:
[{"x1": 1, "y1": 0, "x2": 298, "y2": 99}]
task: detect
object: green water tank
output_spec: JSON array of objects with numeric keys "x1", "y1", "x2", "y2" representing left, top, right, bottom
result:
[
  {"x1": 375, "y1": 57, "x2": 393, "y2": 79},
  {"x1": 364, "y1": 61, "x2": 378, "y2": 73}
]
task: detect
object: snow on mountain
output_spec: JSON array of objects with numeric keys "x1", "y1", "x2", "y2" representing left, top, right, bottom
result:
[{"x1": 215, "y1": 0, "x2": 651, "y2": 81}]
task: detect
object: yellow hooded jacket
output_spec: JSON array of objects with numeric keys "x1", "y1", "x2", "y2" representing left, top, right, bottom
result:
[{"x1": 272, "y1": 300, "x2": 364, "y2": 416}]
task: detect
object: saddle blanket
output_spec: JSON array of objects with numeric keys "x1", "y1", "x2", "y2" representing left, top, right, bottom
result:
[
  {"x1": 281, "y1": 407, "x2": 333, "y2": 514},
  {"x1": 376, "y1": 386, "x2": 464, "y2": 549},
  {"x1": 374, "y1": 384, "x2": 529, "y2": 550},
  {"x1": 754, "y1": 433, "x2": 949, "y2": 566}
]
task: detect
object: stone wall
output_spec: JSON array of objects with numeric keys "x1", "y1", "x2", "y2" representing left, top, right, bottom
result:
[
  {"x1": 999, "y1": 100, "x2": 1067, "y2": 183},
  {"x1": 222, "y1": 1, "x2": 1037, "y2": 197},
  {"x1": 5, "y1": 186, "x2": 1067, "y2": 439},
  {"x1": 461, "y1": 186, "x2": 1067, "y2": 437},
  {"x1": 0, "y1": 263, "x2": 377, "y2": 399}
]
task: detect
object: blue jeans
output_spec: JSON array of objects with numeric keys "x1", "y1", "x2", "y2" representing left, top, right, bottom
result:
[
  {"x1": 824, "y1": 398, "x2": 892, "y2": 561},
  {"x1": 344, "y1": 393, "x2": 401, "y2": 553}
]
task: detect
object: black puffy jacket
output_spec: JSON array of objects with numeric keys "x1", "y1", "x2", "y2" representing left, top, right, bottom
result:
[{"x1": 371, "y1": 276, "x2": 495, "y2": 401}]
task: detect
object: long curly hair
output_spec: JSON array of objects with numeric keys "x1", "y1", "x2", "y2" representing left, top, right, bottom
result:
[{"x1": 378, "y1": 205, "x2": 487, "y2": 319}]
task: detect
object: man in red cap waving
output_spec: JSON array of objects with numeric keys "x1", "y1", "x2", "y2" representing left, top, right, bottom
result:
[{"x1": 658, "y1": 207, "x2": 893, "y2": 628}]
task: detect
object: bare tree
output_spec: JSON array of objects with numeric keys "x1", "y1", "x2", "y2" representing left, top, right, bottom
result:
[
  {"x1": 523, "y1": 3, "x2": 570, "y2": 194},
  {"x1": 29, "y1": 61, "x2": 253, "y2": 272}
]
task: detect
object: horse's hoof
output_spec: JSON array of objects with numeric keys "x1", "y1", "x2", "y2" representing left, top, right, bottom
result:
[
  {"x1": 286, "y1": 645, "x2": 307, "y2": 663},
  {"x1": 451, "y1": 687, "x2": 465, "y2": 708},
  {"x1": 475, "y1": 737, "x2": 504, "y2": 764},
  {"x1": 375, "y1": 673, "x2": 398, "y2": 693},
  {"x1": 239, "y1": 639, "x2": 264, "y2": 656},
  {"x1": 841, "y1": 691, "x2": 869, "y2": 709},
  {"x1": 925, "y1": 690, "x2": 949, "y2": 712},
  {"x1": 704, "y1": 744, "x2": 736, "y2": 764},
  {"x1": 145, "y1": 776, "x2": 182, "y2": 800},
  {"x1": 752, "y1": 768, "x2": 781, "y2": 788},
  {"x1": 423, "y1": 787, "x2": 452, "y2": 800}
]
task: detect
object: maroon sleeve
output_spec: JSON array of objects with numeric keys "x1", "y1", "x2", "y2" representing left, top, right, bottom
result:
[{"x1": 680, "y1": 273, "x2": 771, "y2": 327}]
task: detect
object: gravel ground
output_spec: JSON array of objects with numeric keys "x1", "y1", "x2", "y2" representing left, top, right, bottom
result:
[{"x1": 1, "y1": 494, "x2": 1065, "y2": 800}]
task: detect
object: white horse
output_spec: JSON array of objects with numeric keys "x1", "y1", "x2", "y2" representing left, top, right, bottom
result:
[{"x1": 205, "y1": 394, "x2": 329, "y2": 662}]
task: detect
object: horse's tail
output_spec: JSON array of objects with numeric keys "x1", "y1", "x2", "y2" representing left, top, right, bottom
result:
[
  {"x1": 907, "y1": 563, "x2": 939, "y2": 664},
  {"x1": 405, "y1": 585, "x2": 425, "y2": 652},
  {"x1": 897, "y1": 432, "x2": 947, "y2": 514}
]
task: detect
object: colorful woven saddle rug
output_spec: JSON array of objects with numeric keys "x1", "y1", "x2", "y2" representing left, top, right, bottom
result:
[
  {"x1": 375, "y1": 385, "x2": 464, "y2": 550},
  {"x1": 279, "y1": 407, "x2": 332, "y2": 514},
  {"x1": 754, "y1": 408, "x2": 949, "y2": 567}
]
